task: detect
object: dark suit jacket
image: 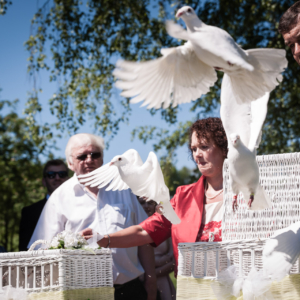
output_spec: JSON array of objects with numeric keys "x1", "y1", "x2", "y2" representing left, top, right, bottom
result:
[{"x1": 19, "y1": 197, "x2": 47, "y2": 251}]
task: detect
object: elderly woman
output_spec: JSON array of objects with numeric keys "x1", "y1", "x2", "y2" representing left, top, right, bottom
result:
[{"x1": 82, "y1": 118, "x2": 228, "y2": 276}]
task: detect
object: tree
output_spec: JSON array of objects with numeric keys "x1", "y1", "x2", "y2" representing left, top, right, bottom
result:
[
  {"x1": 24, "y1": 0, "x2": 299, "y2": 161},
  {"x1": 161, "y1": 160, "x2": 199, "y2": 196},
  {"x1": 0, "y1": 95, "x2": 48, "y2": 252},
  {"x1": 0, "y1": 0, "x2": 11, "y2": 15}
]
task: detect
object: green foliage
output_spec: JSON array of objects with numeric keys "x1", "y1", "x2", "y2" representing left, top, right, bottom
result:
[
  {"x1": 25, "y1": 0, "x2": 175, "y2": 143},
  {"x1": 161, "y1": 160, "x2": 199, "y2": 196},
  {"x1": 0, "y1": 95, "x2": 46, "y2": 252},
  {"x1": 24, "y1": 0, "x2": 300, "y2": 159},
  {"x1": 49, "y1": 240, "x2": 64, "y2": 249},
  {"x1": 0, "y1": 0, "x2": 12, "y2": 15}
]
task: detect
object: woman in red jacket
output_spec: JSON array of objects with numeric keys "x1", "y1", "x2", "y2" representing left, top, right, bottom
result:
[{"x1": 83, "y1": 117, "x2": 228, "y2": 277}]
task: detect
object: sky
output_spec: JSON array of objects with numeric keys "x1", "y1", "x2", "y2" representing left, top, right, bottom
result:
[{"x1": 0, "y1": 0, "x2": 214, "y2": 169}]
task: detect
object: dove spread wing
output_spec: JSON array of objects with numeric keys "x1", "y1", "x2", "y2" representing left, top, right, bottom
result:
[
  {"x1": 220, "y1": 74, "x2": 269, "y2": 153},
  {"x1": 132, "y1": 152, "x2": 181, "y2": 224},
  {"x1": 78, "y1": 149, "x2": 143, "y2": 191},
  {"x1": 113, "y1": 41, "x2": 217, "y2": 109},
  {"x1": 221, "y1": 74, "x2": 252, "y2": 147},
  {"x1": 247, "y1": 92, "x2": 269, "y2": 153},
  {"x1": 132, "y1": 151, "x2": 169, "y2": 201}
]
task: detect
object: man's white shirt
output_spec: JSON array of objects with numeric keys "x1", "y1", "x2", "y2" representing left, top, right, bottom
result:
[{"x1": 29, "y1": 174, "x2": 148, "y2": 284}]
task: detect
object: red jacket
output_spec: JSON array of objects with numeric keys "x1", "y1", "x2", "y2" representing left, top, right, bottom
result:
[{"x1": 140, "y1": 176, "x2": 205, "y2": 276}]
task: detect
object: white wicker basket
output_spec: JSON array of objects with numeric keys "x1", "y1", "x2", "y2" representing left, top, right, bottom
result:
[
  {"x1": 222, "y1": 152, "x2": 300, "y2": 241},
  {"x1": 177, "y1": 152, "x2": 300, "y2": 299},
  {"x1": 0, "y1": 248, "x2": 114, "y2": 299},
  {"x1": 178, "y1": 240, "x2": 300, "y2": 279},
  {"x1": 177, "y1": 240, "x2": 300, "y2": 300}
]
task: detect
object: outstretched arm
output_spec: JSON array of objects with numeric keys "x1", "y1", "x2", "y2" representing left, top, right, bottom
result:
[{"x1": 81, "y1": 225, "x2": 153, "y2": 248}]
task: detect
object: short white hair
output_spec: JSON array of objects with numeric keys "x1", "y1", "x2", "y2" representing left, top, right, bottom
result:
[{"x1": 65, "y1": 133, "x2": 105, "y2": 168}]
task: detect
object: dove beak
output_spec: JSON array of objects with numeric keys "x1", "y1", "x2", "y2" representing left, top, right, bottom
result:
[
  {"x1": 109, "y1": 162, "x2": 114, "y2": 166},
  {"x1": 176, "y1": 11, "x2": 183, "y2": 18}
]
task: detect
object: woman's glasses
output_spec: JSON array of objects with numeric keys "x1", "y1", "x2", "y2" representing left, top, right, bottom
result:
[
  {"x1": 76, "y1": 152, "x2": 102, "y2": 161},
  {"x1": 45, "y1": 171, "x2": 68, "y2": 179}
]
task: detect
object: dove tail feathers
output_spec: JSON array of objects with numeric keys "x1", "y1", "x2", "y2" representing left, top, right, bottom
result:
[
  {"x1": 227, "y1": 48, "x2": 287, "y2": 103},
  {"x1": 163, "y1": 210, "x2": 181, "y2": 225},
  {"x1": 249, "y1": 184, "x2": 272, "y2": 211},
  {"x1": 161, "y1": 201, "x2": 181, "y2": 224}
]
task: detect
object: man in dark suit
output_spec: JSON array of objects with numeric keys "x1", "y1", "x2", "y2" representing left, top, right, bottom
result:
[{"x1": 19, "y1": 159, "x2": 69, "y2": 251}]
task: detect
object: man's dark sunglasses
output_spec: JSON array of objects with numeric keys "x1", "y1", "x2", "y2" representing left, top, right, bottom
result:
[
  {"x1": 76, "y1": 152, "x2": 102, "y2": 161},
  {"x1": 45, "y1": 171, "x2": 68, "y2": 179}
]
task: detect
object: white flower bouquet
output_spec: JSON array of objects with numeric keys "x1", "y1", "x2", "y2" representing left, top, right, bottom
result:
[{"x1": 49, "y1": 230, "x2": 89, "y2": 250}]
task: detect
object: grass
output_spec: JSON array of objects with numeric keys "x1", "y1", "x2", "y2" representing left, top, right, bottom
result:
[{"x1": 169, "y1": 272, "x2": 177, "y2": 289}]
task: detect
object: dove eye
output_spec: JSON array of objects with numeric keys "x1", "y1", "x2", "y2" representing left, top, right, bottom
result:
[
  {"x1": 118, "y1": 158, "x2": 122, "y2": 161},
  {"x1": 187, "y1": 8, "x2": 192, "y2": 12}
]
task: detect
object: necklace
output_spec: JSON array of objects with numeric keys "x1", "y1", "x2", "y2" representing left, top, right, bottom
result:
[{"x1": 205, "y1": 182, "x2": 223, "y2": 200}]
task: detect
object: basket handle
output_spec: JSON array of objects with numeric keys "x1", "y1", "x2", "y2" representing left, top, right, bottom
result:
[{"x1": 28, "y1": 239, "x2": 49, "y2": 251}]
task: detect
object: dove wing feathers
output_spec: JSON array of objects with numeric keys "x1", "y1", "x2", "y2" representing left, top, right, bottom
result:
[
  {"x1": 220, "y1": 74, "x2": 252, "y2": 147},
  {"x1": 263, "y1": 221, "x2": 300, "y2": 281},
  {"x1": 248, "y1": 92, "x2": 269, "y2": 153},
  {"x1": 133, "y1": 152, "x2": 180, "y2": 224},
  {"x1": 78, "y1": 149, "x2": 143, "y2": 191},
  {"x1": 220, "y1": 74, "x2": 269, "y2": 152},
  {"x1": 113, "y1": 41, "x2": 217, "y2": 109},
  {"x1": 133, "y1": 152, "x2": 169, "y2": 200}
]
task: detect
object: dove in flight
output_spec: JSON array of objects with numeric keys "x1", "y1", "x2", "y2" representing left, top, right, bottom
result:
[
  {"x1": 263, "y1": 221, "x2": 300, "y2": 281},
  {"x1": 78, "y1": 149, "x2": 181, "y2": 224},
  {"x1": 113, "y1": 6, "x2": 287, "y2": 109},
  {"x1": 220, "y1": 74, "x2": 272, "y2": 211}
]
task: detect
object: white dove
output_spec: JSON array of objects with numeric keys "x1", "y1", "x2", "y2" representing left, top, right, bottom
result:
[
  {"x1": 220, "y1": 74, "x2": 272, "y2": 211},
  {"x1": 78, "y1": 149, "x2": 181, "y2": 224},
  {"x1": 113, "y1": 6, "x2": 287, "y2": 109},
  {"x1": 263, "y1": 221, "x2": 300, "y2": 281}
]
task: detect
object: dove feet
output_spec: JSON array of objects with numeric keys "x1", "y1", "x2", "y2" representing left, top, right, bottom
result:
[
  {"x1": 248, "y1": 194, "x2": 254, "y2": 208},
  {"x1": 232, "y1": 195, "x2": 238, "y2": 212}
]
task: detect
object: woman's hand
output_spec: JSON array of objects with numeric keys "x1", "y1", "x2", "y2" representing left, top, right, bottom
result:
[
  {"x1": 80, "y1": 228, "x2": 108, "y2": 247},
  {"x1": 80, "y1": 225, "x2": 154, "y2": 248},
  {"x1": 80, "y1": 228, "x2": 93, "y2": 239}
]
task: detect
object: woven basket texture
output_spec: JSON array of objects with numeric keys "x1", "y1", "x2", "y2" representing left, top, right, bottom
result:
[
  {"x1": 177, "y1": 152, "x2": 300, "y2": 299},
  {"x1": 178, "y1": 240, "x2": 299, "y2": 279},
  {"x1": 222, "y1": 152, "x2": 300, "y2": 241},
  {"x1": 0, "y1": 249, "x2": 113, "y2": 295},
  {"x1": 27, "y1": 287, "x2": 114, "y2": 300},
  {"x1": 177, "y1": 274, "x2": 300, "y2": 300}
]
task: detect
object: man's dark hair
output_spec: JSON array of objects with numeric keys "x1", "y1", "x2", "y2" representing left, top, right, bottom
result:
[
  {"x1": 279, "y1": 1, "x2": 300, "y2": 34},
  {"x1": 43, "y1": 159, "x2": 68, "y2": 177},
  {"x1": 188, "y1": 117, "x2": 228, "y2": 160}
]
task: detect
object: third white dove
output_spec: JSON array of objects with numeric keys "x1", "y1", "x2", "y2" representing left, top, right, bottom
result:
[{"x1": 78, "y1": 149, "x2": 181, "y2": 224}]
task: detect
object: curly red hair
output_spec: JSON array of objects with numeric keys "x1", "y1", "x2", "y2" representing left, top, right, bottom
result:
[{"x1": 188, "y1": 118, "x2": 228, "y2": 160}]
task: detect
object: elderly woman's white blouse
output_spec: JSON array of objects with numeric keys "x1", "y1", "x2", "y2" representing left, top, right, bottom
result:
[{"x1": 28, "y1": 174, "x2": 148, "y2": 285}]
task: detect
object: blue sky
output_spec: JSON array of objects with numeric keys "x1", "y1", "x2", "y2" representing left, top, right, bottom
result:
[{"x1": 0, "y1": 0, "x2": 215, "y2": 169}]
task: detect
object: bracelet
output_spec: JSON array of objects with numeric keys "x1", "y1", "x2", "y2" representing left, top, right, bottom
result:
[{"x1": 104, "y1": 234, "x2": 110, "y2": 248}]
